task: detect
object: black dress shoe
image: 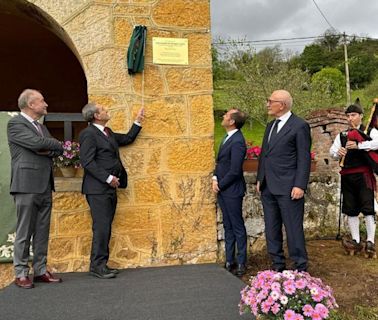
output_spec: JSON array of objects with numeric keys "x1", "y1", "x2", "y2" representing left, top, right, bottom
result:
[
  {"x1": 235, "y1": 264, "x2": 246, "y2": 277},
  {"x1": 90, "y1": 267, "x2": 116, "y2": 279},
  {"x1": 272, "y1": 265, "x2": 286, "y2": 272},
  {"x1": 105, "y1": 266, "x2": 119, "y2": 274},
  {"x1": 224, "y1": 262, "x2": 235, "y2": 272},
  {"x1": 295, "y1": 266, "x2": 307, "y2": 272}
]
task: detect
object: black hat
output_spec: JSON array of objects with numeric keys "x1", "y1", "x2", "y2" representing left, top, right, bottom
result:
[{"x1": 345, "y1": 104, "x2": 363, "y2": 114}]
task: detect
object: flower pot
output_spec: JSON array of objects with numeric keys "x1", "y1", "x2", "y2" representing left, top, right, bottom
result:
[
  {"x1": 75, "y1": 167, "x2": 84, "y2": 177},
  {"x1": 60, "y1": 166, "x2": 76, "y2": 178},
  {"x1": 243, "y1": 159, "x2": 259, "y2": 172}
]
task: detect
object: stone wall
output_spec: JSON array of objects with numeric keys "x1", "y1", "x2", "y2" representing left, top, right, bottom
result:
[
  {"x1": 306, "y1": 108, "x2": 348, "y2": 173},
  {"x1": 15, "y1": 0, "x2": 216, "y2": 273}
]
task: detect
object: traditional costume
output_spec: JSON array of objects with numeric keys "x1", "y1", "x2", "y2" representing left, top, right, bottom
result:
[{"x1": 330, "y1": 102, "x2": 377, "y2": 258}]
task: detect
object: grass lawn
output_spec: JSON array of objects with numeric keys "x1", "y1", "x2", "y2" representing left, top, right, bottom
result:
[{"x1": 214, "y1": 116, "x2": 266, "y2": 153}]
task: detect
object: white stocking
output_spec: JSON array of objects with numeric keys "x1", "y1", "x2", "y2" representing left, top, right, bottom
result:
[
  {"x1": 348, "y1": 216, "x2": 360, "y2": 243},
  {"x1": 365, "y1": 215, "x2": 376, "y2": 243}
]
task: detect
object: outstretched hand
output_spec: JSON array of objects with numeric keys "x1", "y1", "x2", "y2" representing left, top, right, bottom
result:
[{"x1": 136, "y1": 107, "x2": 145, "y2": 124}]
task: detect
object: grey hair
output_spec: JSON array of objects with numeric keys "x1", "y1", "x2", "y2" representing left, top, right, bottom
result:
[
  {"x1": 82, "y1": 102, "x2": 99, "y2": 122},
  {"x1": 18, "y1": 89, "x2": 40, "y2": 110},
  {"x1": 286, "y1": 95, "x2": 293, "y2": 109}
]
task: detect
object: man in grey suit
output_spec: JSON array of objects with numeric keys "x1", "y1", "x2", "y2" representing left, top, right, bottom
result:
[
  {"x1": 7, "y1": 89, "x2": 64, "y2": 289},
  {"x1": 257, "y1": 90, "x2": 311, "y2": 272}
]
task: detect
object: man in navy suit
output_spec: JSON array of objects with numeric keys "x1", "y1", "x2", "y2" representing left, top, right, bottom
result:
[
  {"x1": 213, "y1": 108, "x2": 248, "y2": 277},
  {"x1": 257, "y1": 90, "x2": 311, "y2": 272},
  {"x1": 80, "y1": 102, "x2": 144, "y2": 279}
]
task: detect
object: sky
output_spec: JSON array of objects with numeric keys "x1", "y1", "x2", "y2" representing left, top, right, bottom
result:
[{"x1": 211, "y1": 0, "x2": 378, "y2": 54}]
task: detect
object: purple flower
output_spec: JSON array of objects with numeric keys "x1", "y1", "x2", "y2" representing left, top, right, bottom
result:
[
  {"x1": 284, "y1": 309, "x2": 296, "y2": 320},
  {"x1": 315, "y1": 303, "x2": 329, "y2": 318},
  {"x1": 53, "y1": 140, "x2": 81, "y2": 169},
  {"x1": 302, "y1": 304, "x2": 313, "y2": 317},
  {"x1": 239, "y1": 269, "x2": 337, "y2": 319}
]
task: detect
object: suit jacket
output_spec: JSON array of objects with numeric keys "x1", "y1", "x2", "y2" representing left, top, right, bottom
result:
[
  {"x1": 80, "y1": 123, "x2": 141, "y2": 195},
  {"x1": 7, "y1": 114, "x2": 63, "y2": 194},
  {"x1": 214, "y1": 130, "x2": 246, "y2": 198},
  {"x1": 257, "y1": 113, "x2": 311, "y2": 195}
]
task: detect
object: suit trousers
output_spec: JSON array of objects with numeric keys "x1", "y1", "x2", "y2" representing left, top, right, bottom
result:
[
  {"x1": 261, "y1": 185, "x2": 308, "y2": 271},
  {"x1": 86, "y1": 192, "x2": 117, "y2": 269},
  {"x1": 218, "y1": 194, "x2": 247, "y2": 265},
  {"x1": 13, "y1": 186, "x2": 52, "y2": 278}
]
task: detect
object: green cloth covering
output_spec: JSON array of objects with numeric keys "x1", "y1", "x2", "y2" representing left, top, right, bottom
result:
[
  {"x1": 127, "y1": 25, "x2": 147, "y2": 75},
  {"x1": 0, "y1": 112, "x2": 17, "y2": 262}
]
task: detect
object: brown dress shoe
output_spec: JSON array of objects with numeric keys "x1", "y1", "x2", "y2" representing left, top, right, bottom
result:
[
  {"x1": 34, "y1": 271, "x2": 62, "y2": 283},
  {"x1": 15, "y1": 276, "x2": 34, "y2": 289}
]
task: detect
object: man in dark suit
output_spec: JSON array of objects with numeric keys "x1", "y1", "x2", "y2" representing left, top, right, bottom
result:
[
  {"x1": 257, "y1": 90, "x2": 311, "y2": 272},
  {"x1": 213, "y1": 108, "x2": 248, "y2": 277},
  {"x1": 80, "y1": 102, "x2": 144, "y2": 279},
  {"x1": 7, "y1": 89, "x2": 64, "y2": 289}
]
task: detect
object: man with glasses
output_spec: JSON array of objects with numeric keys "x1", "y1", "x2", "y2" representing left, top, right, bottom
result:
[{"x1": 257, "y1": 90, "x2": 311, "y2": 272}]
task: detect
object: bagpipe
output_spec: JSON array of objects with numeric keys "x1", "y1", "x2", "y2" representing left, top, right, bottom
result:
[{"x1": 340, "y1": 98, "x2": 378, "y2": 174}]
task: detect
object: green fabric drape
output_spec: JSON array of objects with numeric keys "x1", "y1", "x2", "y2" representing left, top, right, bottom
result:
[
  {"x1": 0, "y1": 112, "x2": 17, "y2": 263},
  {"x1": 127, "y1": 25, "x2": 147, "y2": 75}
]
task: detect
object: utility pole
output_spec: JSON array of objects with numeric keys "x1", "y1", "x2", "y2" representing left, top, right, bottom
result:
[{"x1": 343, "y1": 32, "x2": 351, "y2": 106}]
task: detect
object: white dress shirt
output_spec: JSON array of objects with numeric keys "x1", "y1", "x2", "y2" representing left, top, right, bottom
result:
[{"x1": 330, "y1": 126, "x2": 378, "y2": 159}]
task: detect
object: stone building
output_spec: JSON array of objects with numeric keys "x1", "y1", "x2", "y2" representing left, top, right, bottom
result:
[{"x1": 0, "y1": 0, "x2": 216, "y2": 280}]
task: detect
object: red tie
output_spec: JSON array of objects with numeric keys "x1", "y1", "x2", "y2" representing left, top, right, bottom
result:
[{"x1": 104, "y1": 127, "x2": 110, "y2": 137}]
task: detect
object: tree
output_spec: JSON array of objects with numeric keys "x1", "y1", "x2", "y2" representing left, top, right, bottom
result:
[
  {"x1": 300, "y1": 44, "x2": 327, "y2": 74},
  {"x1": 311, "y1": 67, "x2": 345, "y2": 104},
  {"x1": 347, "y1": 54, "x2": 378, "y2": 89},
  {"x1": 227, "y1": 46, "x2": 338, "y2": 126},
  {"x1": 316, "y1": 29, "x2": 342, "y2": 52}
]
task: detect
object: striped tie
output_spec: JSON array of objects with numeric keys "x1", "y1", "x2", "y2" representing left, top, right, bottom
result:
[{"x1": 33, "y1": 121, "x2": 44, "y2": 136}]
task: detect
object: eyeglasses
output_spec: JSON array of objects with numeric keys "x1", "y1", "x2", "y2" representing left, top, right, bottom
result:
[{"x1": 266, "y1": 99, "x2": 284, "y2": 105}]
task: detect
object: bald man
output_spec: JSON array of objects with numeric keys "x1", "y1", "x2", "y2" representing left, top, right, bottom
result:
[
  {"x1": 7, "y1": 89, "x2": 64, "y2": 288},
  {"x1": 257, "y1": 90, "x2": 311, "y2": 272}
]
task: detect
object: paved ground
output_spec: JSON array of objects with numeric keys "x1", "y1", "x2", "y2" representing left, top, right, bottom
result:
[{"x1": 0, "y1": 263, "x2": 254, "y2": 320}]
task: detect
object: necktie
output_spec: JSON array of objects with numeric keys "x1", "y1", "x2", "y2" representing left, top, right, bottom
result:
[
  {"x1": 104, "y1": 127, "x2": 110, "y2": 137},
  {"x1": 33, "y1": 121, "x2": 44, "y2": 136},
  {"x1": 269, "y1": 119, "x2": 280, "y2": 142},
  {"x1": 221, "y1": 134, "x2": 229, "y2": 145}
]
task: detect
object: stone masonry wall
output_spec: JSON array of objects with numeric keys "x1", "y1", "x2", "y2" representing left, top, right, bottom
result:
[{"x1": 20, "y1": 0, "x2": 216, "y2": 273}]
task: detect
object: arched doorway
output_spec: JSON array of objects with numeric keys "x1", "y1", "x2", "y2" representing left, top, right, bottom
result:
[{"x1": 0, "y1": 0, "x2": 88, "y2": 140}]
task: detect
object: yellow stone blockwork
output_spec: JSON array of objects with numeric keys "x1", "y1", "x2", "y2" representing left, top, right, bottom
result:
[
  {"x1": 133, "y1": 97, "x2": 188, "y2": 136},
  {"x1": 189, "y1": 95, "x2": 215, "y2": 136},
  {"x1": 165, "y1": 68, "x2": 213, "y2": 94},
  {"x1": 152, "y1": 0, "x2": 210, "y2": 28},
  {"x1": 167, "y1": 139, "x2": 214, "y2": 172},
  {"x1": 0, "y1": 0, "x2": 216, "y2": 280}
]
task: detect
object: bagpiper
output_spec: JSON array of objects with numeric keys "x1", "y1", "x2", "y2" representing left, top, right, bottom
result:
[{"x1": 330, "y1": 99, "x2": 378, "y2": 259}]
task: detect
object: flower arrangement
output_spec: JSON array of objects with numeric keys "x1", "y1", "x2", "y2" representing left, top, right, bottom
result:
[
  {"x1": 246, "y1": 143, "x2": 262, "y2": 159},
  {"x1": 240, "y1": 270, "x2": 338, "y2": 320},
  {"x1": 54, "y1": 140, "x2": 81, "y2": 168},
  {"x1": 310, "y1": 152, "x2": 316, "y2": 161}
]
